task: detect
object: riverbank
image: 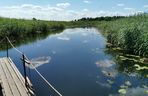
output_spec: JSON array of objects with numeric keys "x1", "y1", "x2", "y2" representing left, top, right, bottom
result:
[
  {"x1": 68, "y1": 14, "x2": 148, "y2": 57},
  {"x1": 0, "y1": 14, "x2": 148, "y2": 58},
  {"x1": 0, "y1": 17, "x2": 65, "y2": 38},
  {"x1": 95, "y1": 14, "x2": 148, "y2": 57}
]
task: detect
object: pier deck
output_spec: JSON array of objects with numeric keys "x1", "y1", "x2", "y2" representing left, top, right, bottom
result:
[{"x1": 0, "y1": 57, "x2": 32, "y2": 96}]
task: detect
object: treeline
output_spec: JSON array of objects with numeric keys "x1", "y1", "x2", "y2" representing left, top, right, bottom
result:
[
  {"x1": 96, "y1": 14, "x2": 148, "y2": 57},
  {"x1": 0, "y1": 17, "x2": 65, "y2": 38},
  {"x1": 77, "y1": 16, "x2": 125, "y2": 21}
]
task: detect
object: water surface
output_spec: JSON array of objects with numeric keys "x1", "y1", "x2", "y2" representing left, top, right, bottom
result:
[{"x1": 0, "y1": 28, "x2": 147, "y2": 96}]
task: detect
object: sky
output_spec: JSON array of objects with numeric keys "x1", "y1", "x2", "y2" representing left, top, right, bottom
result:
[{"x1": 0, "y1": 0, "x2": 148, "y2": 21}]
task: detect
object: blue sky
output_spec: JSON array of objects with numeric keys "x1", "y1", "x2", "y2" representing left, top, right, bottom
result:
[{"x1": 0, "y1": 0, "x2": 148, "y2": 21}]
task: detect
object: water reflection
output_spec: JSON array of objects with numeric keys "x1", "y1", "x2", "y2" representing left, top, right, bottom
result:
[
  {"x1": 96, "y1": 81, "x2": 111, "y2": 88},
  {"x1": 103, "y1": 46, "x2": 148, "y2": 96},
  {"x1": 105, "y1": 48, "x2": 148, "y2": 78},
  {"x1": 26, "y1": 56, "x2": 51, "y2": 69},
  {"x1": 82, "y1": 40, "x2": 88, "y2": 43},
  {"x1": 0, "y1": 28, "x2": 147, "y2": 96},
  {"x1": 95, "y1": 59, "x2": 117, "y2": 78},
  {"x1": 125, "y1": 87, "x2": 148, "y2": 96},
  {"x1": 57, "y1": 36, "x2": 70, "y2": 41},
  {"x1": 0, "y1": 29, "x2": 63, "y2": 51}
]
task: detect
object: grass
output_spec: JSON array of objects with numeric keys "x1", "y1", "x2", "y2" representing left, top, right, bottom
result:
[
  {"x1": 0, "y1": 14, "x2": 148, "y2": 57},
  {"x1": 94, "y1": 14, "x2": 148, "y2": 57},
  {"x1": 0, "y1": 17, "x2": 66, "y2": 38}
]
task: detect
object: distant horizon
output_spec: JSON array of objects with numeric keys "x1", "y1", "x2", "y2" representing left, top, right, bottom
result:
[
  {"x1": 0, "y1": 0, "x2": 147, "y2": 21},
  {"x1": 0, "y1": 12, "x2": 146, "y2": 22}
]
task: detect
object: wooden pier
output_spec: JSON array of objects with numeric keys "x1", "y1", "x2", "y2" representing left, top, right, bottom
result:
[
  {"x1": 0, "y1": 37, "x2": 63, "y2": 96},
  {"x1": 0, "y1": 57, "x2": 33, "y2": 96}
]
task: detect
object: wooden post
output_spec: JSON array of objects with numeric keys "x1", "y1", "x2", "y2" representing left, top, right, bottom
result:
[
  {"x1": 6, "y1": 37, "x2": 8, "y2": 57},
  {"x1": 22, "y1": 54, "x2": 27, "y2": 87}
]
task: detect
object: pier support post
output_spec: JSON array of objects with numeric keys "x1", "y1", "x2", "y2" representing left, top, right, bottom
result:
[
  {"x1": 22, "y1": 54, "x2": 27, "y2": 87},
  {"x1": 6, "y1": 37, "x2": 8, "y2": 57}
]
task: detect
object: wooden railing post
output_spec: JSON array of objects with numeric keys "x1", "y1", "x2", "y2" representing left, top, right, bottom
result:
[
  {"x1": 22, "y1": 54, "x2": 27, "y2": 87},
  {"x1": 6, "y1": 37, "x2": 9, "y2": 57}
]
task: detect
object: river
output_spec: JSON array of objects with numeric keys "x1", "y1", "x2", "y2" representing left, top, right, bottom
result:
[{"x1": 0, "y1": 28, "x2": 147, "y2": 96}]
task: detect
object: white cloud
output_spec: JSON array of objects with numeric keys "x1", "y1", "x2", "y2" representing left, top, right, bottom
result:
[
  {"x1": 56, "y1": 3, "x2": 71, "y2": 8},
  {"x1": 124, "y1": 7, "x2": 135, "y2": 11},
  {"x1": 117, "y1": 4, "x2": 124, "y2": 7},
  {"x1": 144, "y1": 5, "x2": 148, "y2": 8},
  {"x1": 83, "y1": 0, "x2": 91, "y2": 4},
  {"x1": 21, "y1": 4, "x2": 35, "y2": 9},
  {"x1": 0, "y1": 4, "x2": 140, "y2": 21},
  {"x1": 83, "y1": 9, "x2": 89, "y2": 12},
  {"x1": 137, "y1": 11, "x2": 144, "y2": 13}
]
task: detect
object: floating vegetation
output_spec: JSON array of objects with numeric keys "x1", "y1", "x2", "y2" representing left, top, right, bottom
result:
[
  {"x1": 134, "y1": 64, "x2": 148, "y2": 70},
  {"x1": 118, "y1": 55, "x2": 146, "y2": 64},
  {"x1": 117, "y1": 80, "x2": 148, "y2": 96},
  {"x1": 109, "y1": 52, "x2": 148, "y2": 78},
  {"x1": 118, "y1": 81, "x2": 132, "y2": 95},
  {"x1": 146, "y1": 90, "x2": 148, "y2": 94},
  {"x1": 112, "y1": 47, "x2": 122, "y2": 51},
  {"x1": 106, "y1": 42, "x2": 113, "y2": 48},
  {"x1": 118, "y1": 89, "x2": 126, "y2": 95},
  {"x1": 125, "y1": 87, "x2": 148, "y2": 96},
  {"x1": 117, "y1": 87, "x2": 148, "y2": 96},
  {"x1": 120, "y1": 85, "x2": 128, "y2": 89},
  {"x1": 107, "y1": 79, "x2": 114, "y2": 85},
  {"x1": 125, "y1": 81, "x2": 132, "y2": 86}
]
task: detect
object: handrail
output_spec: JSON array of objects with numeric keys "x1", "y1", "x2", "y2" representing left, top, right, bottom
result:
[
  {"x1": 6, "y1": 36, "x2": 23, "y2": 54},
  {"x1": 0, "y1": 38, "x2": 5, "y2": 43},
  {"x1": 2, "y1": 36, "x2": 63, "y2": 96}
]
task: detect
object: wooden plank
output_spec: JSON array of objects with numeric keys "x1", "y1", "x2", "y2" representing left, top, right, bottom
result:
[
  {"x1": 1, "y1": 58, "x2": 21, "y2": 96},
  {"x1": 8, "y1": 58, "x2": 27, "y2": 87},
  {"x1": 8, "y1": 58, "x2": 33, "y2": 89},
  {"x1": 0, "y1": 58, "x2": 13, "y2": 96},
  {"x1": 4, "y1": 58, "x2": 29, "y2": 96},
  {"x1": 0, "y1": 57, "x2": 34, "y2": 96},
  {"x1": 8, "y1": 58, "x2": 34, "y2": 96}
]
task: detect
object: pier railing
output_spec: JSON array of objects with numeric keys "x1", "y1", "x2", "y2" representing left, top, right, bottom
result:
[{"x1": 0, "y1": 37, "x2": 63, "y2": 96}]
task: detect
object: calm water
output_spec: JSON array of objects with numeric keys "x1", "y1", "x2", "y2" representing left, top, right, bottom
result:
[{"x1": 0, "y1": 28, "x2": 147, "y2": 96}]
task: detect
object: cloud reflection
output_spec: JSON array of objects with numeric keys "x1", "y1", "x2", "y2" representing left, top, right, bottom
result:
[
  {"x1": 82, "y1": 40, "x2": 88, "y2": 43},
  {"x1": 96, "y1": 81, "x2": 111, "y2": 88},
  {"x1": 115, "y1": 87, "x2": 148, "y2": 96},
  {"x1": 57, "y1": 36, "x2": 70, "y2": 41},
  {"x1": 95, "y1": 59, "x2": 117, "y2": 78},
  {"x1": 26, "y1": 56, "x2": 51, "y2": 69},
  {"x1": 125, "y1": 87, "x2": 148, "y2": 96}
]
